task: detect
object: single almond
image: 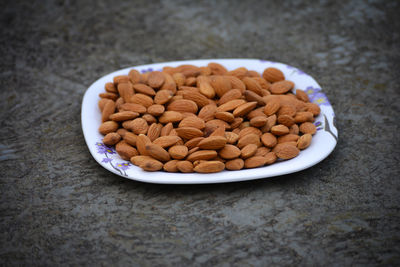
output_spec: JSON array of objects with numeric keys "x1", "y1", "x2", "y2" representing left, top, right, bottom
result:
[
  {"x1": 185, "y1": 77, "x2": 197, "y2": 86},
  {"x1": 101, "y1": 99, "x2": 115, "y2": 122},
  {"x1": 250, "y1": 115, "x2": 268, "y2": 127},
  {"x1": 128, "y1": 118, "x2": 148, "y2": 135},
  {"x1": 99, "y1": 92, "x2": 118, "y2": 101},
  {"x1": 275, "y1": 143, "x2": 300, "y2": 159},
  {"x1": 244, "y1": 156, "x2": 267, "y2": 168},
  {"x1": 99, "y1": 121, "x2": 119, "y2": 135},
  {"x1": 153, "y1": 136, "x2": 182, "y2": 148},
  {"x1": 217, "y1": 99, "x2": 246, "y2": 112},
  {"x1": 120, "y1": 103, "x2": 147, "y2": 114},
  {"x1": 226, "y1": 75, "x2": 246, "y2": 93},
  {"x1": 167, "y1": 99, "x2": 198, "y2": 114},
  {"x1": 113, "y1": 75, "x2": 129, "y2": 85},
  {"x1": 132, "y1": 83, "x2": 156, "y2": 96},
  {"x1": 264, "y1": 99, "x2": 280, "y2": 116},
  {"x1": 296, "y1": 89, "x2": 310, "y2": 102},
  {"x1": 278, "y1": 134, "x2": 300, "y2": 144},
  {"x1": 147, "y1": 71, "x2": 165, "y2": 88},
  {"x1": 105, "y1": 82, "x2": 118, "y2": 93},
  {"x1": 139, "y1": 158, "x2": 163, "y2": 171},
  {"x1": 187, "y1": 150, "x2": 218, "y2": 162},
  {"x1": 238, "y1": 127, "x2": 262, "y2": 139},
  {"x1": 198, "y1": 80, "x2": 216, "y2": 99},
  {"x1": 218, "y1": 144, "x2": 241, "y2": 159},
  {"x1": 237, "y1": 133, "x2": 261, "y2": 148},
  {"x1": 142, "y1": 114, "x2": 157, "y2": 124},
  {"x1": 193, "y1": 161, "x2": 225, "y2": 173},
  {"x1": 299, "y1": 122, "x2": 317, "y2": 135},
  {"x1": 210, "y1": 75, "x2": 232, "y2": 97},
  {"x1": 160, "y1": 72, "x2": 177, "y2": 93},
  {"x1": 244, "y1": 90, "x2": 265, "y2": 105},
  {"x1": 175, "y1": 127, "x2": 204, "y2": 140},
  {"x1": 176, "y1": 160, "x2": 194, "y2": 173},
  {"x1": 129, "y1": 93, "x2": 153, "y2": 108},
  {"x1": 136, "y1": 134, "x2": 151, "y2": 155},
  {"x1": 262, "y1": 67, "x2": 285, "y2": 83},
  {"x1": 117, "y1": 82, "x2": 134, "y2": 103},
  {"x1": 230, "y1": 117, "x2": 243, "y2": 129},
  {"x1": 233, "y1": 102, "x2": 257, "y2": 117},
  {"x1": 109, "y1": 111, "x2": 139, "y2": 121},
  {"x1": 240, "y1": 144, "x2": 258, "y2": 159},
  {"x1": 242, "y1": 77, "x2": 263, "y2": 96},
  {"x1": 160, "y1": 122, "x2": 173, "y2": 136},
  {"x1": 178, "y1": 116, "x2": 206, "y2": 130},
  {"x1": 264, "y1": 152, "x2": 277, "y2": 165},
  {"x1": 227, "y1": 67, "x2": 248, "y2": 79},
  {"x1": 158, "y1": 111, "x2": 183, "y2": 124},
  {"x1": 185, "y1": 137, "x2": 204, "y2": 149},
  {"x1": 172, "y1": 73, "x2": 186, "y2": 87},
  {"x1": 123, "y1": 132, "x2": 137, "y2": 146},
  {"x1": 197, "y1": 136, "x2": 227, "y2": 150},
  {"x1": 163, "y1": 160, "x2": 179, "y2": 172},
  {"x1": 215, "y1": 111, "x2": 235, "y2": 123},
  {"x1": 294, "y1": 112, "x2": 314, "y2": 123},
  {"x1": 289, "y1": 124, "x2": 299, "y2": 135},
  {"x1": 169, "y1": 145, "x2": 189, "y2": 160},
  {"x1": 254, "y1": 146, "x2": 271, "y2": 157},
  {"x1": 205, "y1": 119, "x2": 231, "y2": 131},
  {"x1": 198, "y1": 104, "x2": 217, "y2": 121},
  {"x1": 103, "y1": 132, "x2": 121, "y2": 146},
  {"x1": 154, "y1": 89, "x2": 173, "y2": 105},
  {"x1": 297, "y1": 134, "x2": 312, "y2": 150},
  {"x1": 208, "y1": 62, "x2": 228, "y2": 75},
  {"x1": 218, "y1": 89, "x2": 242, "y2": 105},
  {"x1": 271, "y1": 124, "x2": 289, "y2": 136},
  {"x1": 145, "y1": 143, "x2": 170, "y2": 162},
  {"x1": 225, "y1": 132, "x2": 239, "y2": 144},
  {"x1": 252, "y1": 77, "x2": 271, "y2": 91},
  {"x1": 210, "y1": 126, "x2": 226, "y2": 137},
  {"x1": 225, "y1": 158, "x2": 244, "y2": 170},
  {"x1": 116, "y1": 140, "x2": 138, "y2": 160},
  {"x1": 270, "y1": 80, "x2": 294, "y2": 94},
  {"x1": 147, "y1": 123, "x2": 162, "y2": 141},
  {"x1": 182, "y1": 91, "x2": 210, "y2": 108},
  {"x1": 128, "y1": 69, "x2": 143, "y2": 84},
  {"x1": 278, "y1": 105, "x2": 296, "y2": 117},
  {"x1": 277, "y1": 114, "x2": 295, "y2": 127},
  {"x1": 131, "y1": 155, "x2": 154, "y2": 166},
  {"x1": 305, "y1": 102, "x2": 321, "y2": 116},
  {"x1": 261, "y1": 133, "x2": 277, "y2": 148},
  {"x1": 147, "y1": 104, "x2": 165, "y2": 117}
]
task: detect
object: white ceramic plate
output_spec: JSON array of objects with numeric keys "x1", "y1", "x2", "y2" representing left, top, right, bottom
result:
[{"x1": 82, "y1": 59, "x2": 338, "y2": 184}]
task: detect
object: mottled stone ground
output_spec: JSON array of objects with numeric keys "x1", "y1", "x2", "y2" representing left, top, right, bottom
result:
[{"x1": 1, "y1": 0, "x2": 399, "y2": 266}]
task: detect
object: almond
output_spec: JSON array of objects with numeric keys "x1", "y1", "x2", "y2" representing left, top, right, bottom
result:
[
  {"x1": 182, "y1": 91, "x2": 210, "y2": 108},
  {"x1": 130, "y1": 155, "x2": 154, "y2": 166},
  {"x1": 120, "y1": 103, "x2": 147, "y2": 114},
  {"x1": 271, "y1": 124, "x2": 289, "y2": 136},
  {"x1": 242, "y1": 77, "x2": 263, "y2": 96},
  {"x1": 227, "y1": 67, "x2": 248, "y2": 79},
  {"x1": 154, "y1": 89, "x2": 173, "y2": 105},
  {"x1": 187, "y1": 150, "x2": 218, "y2": 162},
  {"x1": 176, "y1": 160, "x2": 194, "y2": 173},
  {"x1": 153, "y1": 135, "x2": 182, "y2": 148},
  {"x1": 99, "y1": 121, "x2": 119, "y2": 135},
  {"x1": 168, "y1": 145, "x2": 188, "y2": 160},
  {"x1": 139, "y1": 158, "x2": 163, "y2": 171},
  {"x1": 128, "y1": 118, "x2": 148, "y2": 135},
  {"x1": 233, "y1": 102, "x2": 257, "y2": 117},
  {"x1": 230, "y1": 117, "x2": 243, "y2": 129},
  {"x1": 209, "y1": 126, "x2": 226, "y2": 137},
  {"x1": 116, "y1": 128, "x2": 128, "y2": 138},
  {"x1": 145, "y1": 143, "x2": 170, "y2": 162},
  {"x1": 244, "y1": 156, "x2": 266, "y2": 168},
  {"x1": 264, "y1": 99, "x2": 280, "y2": 116},
  {"x1": 225, "y1": 132, "x2": 239, "y2": 144},
  {"x1": 160, "y1": 122, "x2": 173, "y2": 136},
  {"x1": 217, "y1": 99, "x2": 246, "y2": 112},
  {"x1": 197, "y1": 136, "x2": 227, "y2": 150},
  {"x1": 244, "y1": 90, "x2": 265, "y2": 105},
  {"x1": 264, "y1": 152, "x2": 277, "y2": 165},
  {"x1": 113, "y1": 75, "x2": 129, "y2": 85},
  {"x1": 198, "y1": 104, "x2": 217, "y2": 121},
  {"x1": 218, "y1": 144, "x2": 241, "y2": 159},
  {"x1": 210, "y1": 75, "x2": 232, "y2": 97},
  {"x1": 275, "y1": 143, "x2": 300, "y2": 159},
  {"x1": 277, "y1": 114, "x2": 295, "y2": 127},
  {"x1": 226, "y1": 75, "x2": 246, "y2": 93},
  {"x1": 101, "y1": 99, "x2": 115, "y2": 122},
  {"x1": 160, "y1": 72, "x2": 177, "y2": 93},
  {"x1": 289, "y1": 124, "x2": 299, "y2": 135},
  {"x1": 176, "y1": 65, "x2": 201, "y2": 77},
  {"x1": 105, "y1": 82, "x2": 118, "y2": 93},
  {"x1": 250, "y1": 116, "x2": 267, "y2": 127},
  {"x1": 109, "y1": 111, "x2": 139, "y2": 121},
  {"x1": 305, "y1": 102, "x2": 321, "y2": 116},
  {"x1": 296, "y1": 89, "x2": 309, "y2": 102},
  {"x1": 278, "y1": 105, "x2": 296, "y2": 117},
  {"x1": 158, "y1": 111, "x2": 183, "y2": 124},
  {"x1": 175, "y1": 127, "x2": 203, "y2": 140},
  {"x1": 262, "y1": 114, "x2": 277, "y2": 133},
  {"x1": 142, "y1": 114, "x2": 157, "y2": 124},
  {"x1": 163, "y1": 160, "x2": 179, "y2": 172},
  {"x1": 299, "y1": 122, "x2": 317, "y2": 135},
  {"x1": 261, "y1": 133, "x2": 277, "y2": 148},
  {"x1": 278, "y1": 134, "x2": 300, "y2": 144},
  {"x1": 103, "y1": 132, "x2": 121, "y2": 146},
  {"x1": 128, "y1": 69, "x2": 143, "y2": 84},
  {"x1": 198, "y1": 80, "x2": 215, "y2": 99},
  {"x1": 129, "y1": 93, "x2": 153, "y2": 108},
  {"x1": 132, "y1": 83, "x2": 156, "y2": 96},
  {"x1": 297, "y1": 133, "x2": 312, "y2": 149},
  {"x1": 262, "y1": 67, "x2": 285, "y2": 83},
  {"x1": 218, "y1": 89, "x2": 242, "y2": 105},
  {"x1": 225, "y1": 158, "x2": 244, "y2": 170},
  {"x1": 172, "y1": 73, "x2": 186, "y2": 87},
  {"x1": 193, "y1": 161, "x2": 225, "y2": 173},
  {"x1": 167, "y1": 99, "x2": 198, "y2": 114},
  {"x1": 208, "y1": 62, "x2": 228, "y2": 75},
  {"x1": 215, "y1": 111, "x2": 235, "y2": 123},
  {"x1": 99, "y1": 92, "x2": 118, "y2": 101},
  {"x1": 147, "y1": 71, "x2": 165, "y2": 88},
  {"x1": 184, "y1": 137, "x2": 204, "y2": 149},
  {"x1": 252, "y1": 77, "x2": 271, "y2": 91},
  {"x1": 117, "y1": 83, "x2": 134, "y2": 103},
  {"x1": 178, "y1": 117, "x2": 206, "y2": 130},
  {"x1": 136, "y1": 134, "x2": 151, "y2": 155},
  {"x1": 123, "y1": 132, "x2": 137, "y2": 146},
  {"x1": 199, "y1": 66, "x2": 212, "y2": 75},
  {"x1": 254, "y1": 147, "x2": 271, "y2": 157},
  {"x1": 237, "y1": 133, "x2": 261, "y2": 148},
  {"x1": 147, "y1": 104, "x2": 165, "y2": 117},
  {"x1": 147, "y1": 123, "x2": 162, "y2": 141},
  {"x1": 116, "y1": 140, "x2": 138, "y2": 160},
  {"x1": 98, "y1": 98, "x2": 109, "y2": 111},
  {"x1": 238, "y1": 127, "x2": 262, "y2": 139},
  {"x1": 240, "y1": 144, "x2": 258, "y2": 159},
  {"x1": 270, "y1": 80, "x2": 294, "y2": 94},
  {"x1": 294, "y1": 112, "x2": 314, "y2": 123}
]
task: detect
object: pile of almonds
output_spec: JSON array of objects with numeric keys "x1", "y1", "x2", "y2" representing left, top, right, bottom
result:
[{"x1": 98, "y1": 62, "x2": 320, "y2": 173}]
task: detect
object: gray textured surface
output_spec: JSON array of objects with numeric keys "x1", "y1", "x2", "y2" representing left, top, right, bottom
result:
[{"x1": 1, "y1": 0, "x2": 400, "y2": 266}]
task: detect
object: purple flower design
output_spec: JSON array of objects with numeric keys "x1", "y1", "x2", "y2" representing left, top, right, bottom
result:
[
  {"x1": 140, "y1": 67, "x2": 163, "y2": 73},
  {"x1": 96, "y1": 142, "x2": 116, "y2": 154},
  {"x1": 102, "y1": 158, "x2": 113, "y2": 163},
  {"x1": 314, "y1": 121, "x2": 323, "y2": 131},
  {"x1": 305, "y1": 86, "x2": 330, "y2": 106},
  {"x1": 115, "y1": 162, "x2": 131, "y2": 171}
]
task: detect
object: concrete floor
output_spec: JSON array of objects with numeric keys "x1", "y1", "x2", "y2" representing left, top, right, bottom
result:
[{"x1": 1, "y1": 0, "x2": 399, "y2": 265}]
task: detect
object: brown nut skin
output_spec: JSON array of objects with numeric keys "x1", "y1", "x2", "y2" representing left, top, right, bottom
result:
[{"x1": 103, "y1": 132, "x2": 121, "y2": 146}]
